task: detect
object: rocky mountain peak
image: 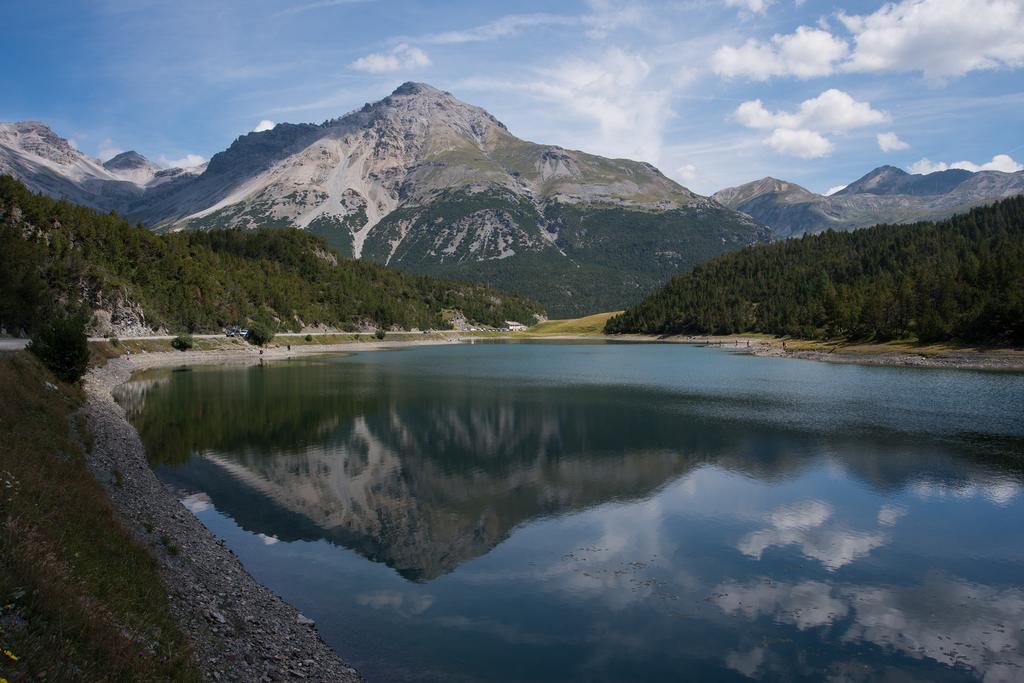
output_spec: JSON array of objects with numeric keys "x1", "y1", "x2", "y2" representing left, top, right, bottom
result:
[
  {"x1": 712, "y1": 176, "x2": 817, "y2": 210},
  {"x1": 103, "y1": 150, "x2": 159, "y2": 172},
  {"x1": 838, "y1": 164, "x2": 974, "y2": 197},
  {"x1": 333, "y1": 81, "x2": 510, "y2": 143},
  {"x1": 836, "y1": 165, "x2": 909, "y2": 195},
  {"x1": 0, "y1": 120, "x2": 82, "y2": 166},
  {"x1": 390, "y1": 81, "x2": 445, "y2": 98}
]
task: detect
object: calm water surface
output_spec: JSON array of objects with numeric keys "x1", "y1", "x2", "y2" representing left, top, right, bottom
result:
[{"x1": 116, "y1": 342, "x2": 1024, "y2": 682}]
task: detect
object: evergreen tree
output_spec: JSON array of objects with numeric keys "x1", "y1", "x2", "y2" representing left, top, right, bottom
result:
[{"x1": 607, "y1": 196, "x2": 1024, "y2": 346}]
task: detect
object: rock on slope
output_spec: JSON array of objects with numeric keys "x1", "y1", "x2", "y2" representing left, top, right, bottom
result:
[
  {"x1": 714, "y1": 165, "x2": 1024, "y2": 238},
  {"x1": 1, "y1": 83, "x2": 767, "y2": 317}
]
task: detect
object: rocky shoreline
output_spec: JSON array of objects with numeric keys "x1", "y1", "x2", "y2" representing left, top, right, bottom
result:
[
  {"x1": 81, "y1": 352, "x2": 379, "y2": 682},
  {"x1": 529, "y1": 333, "x2": 1024, "y2": 371},
  {"x1": 667, "y1": 336, "x2": 1024, "y2": 371}
]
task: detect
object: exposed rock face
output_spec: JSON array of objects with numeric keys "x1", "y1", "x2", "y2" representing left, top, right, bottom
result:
[
  {"x1": 87, "y1": 287, "x2": 160, "y2": 337},
  {"x1": 714, "y1": 167, "x2": 1024, "y2": 238},
  {"x1": 131, "y1": 83, "x2": 704, "y2": 249},
  {"x1": 102, "y1": 151, "x2": 163, "y2": 186},
  {"x1": 0, "y1": 121, "x2": 200, "y2": 212},
  {"x1": 1, "y1": 84, "x2": 767, "y2": 316}
]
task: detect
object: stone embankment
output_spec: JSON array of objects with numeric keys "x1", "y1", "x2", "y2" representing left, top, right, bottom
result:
[{"x1": 83, "y1": 353, "x2": 370, "y2": 682}]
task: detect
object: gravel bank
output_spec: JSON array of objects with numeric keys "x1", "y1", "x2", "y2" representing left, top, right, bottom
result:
[
  {"x1": 540, "y1": 334, "x2": 1024, "y2": 372},
  {"x1": 78, "y1": 342, "x2": 461, "y2": 682},
  {"x1": 671, "y1": 336, "x2": 1024, "y2": 371}
]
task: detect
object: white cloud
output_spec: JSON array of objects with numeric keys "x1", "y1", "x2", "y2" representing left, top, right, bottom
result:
[
  {"x1": 98, "y1": 138, "x2": 123, "y2": 161},
  {"x1": 713, "y1": 0, "x2": 1024, "y2": 82},
  {"x1": 824, "y1": 184, "x2": 847, "y2": 196},
  {"x1": 877, "y1": 132, "x2": 910, "y2": 152},
  {"x1": 425, "y1": 13, "x2": 576, "y2": 44},
  {"x1": 765, "y1": 129, "x2": 833, "y2": 159},
  {"x1": 253, "y1": 119, "x2": 275, "y2": 132},
  {"x1": 840, "y1": 0, "x2": 1024, "y2": 81},
  {"x1": 160, "y1": 153, "x2": 206, "y2": 169},
  {"x1": 877, "y1": 503, "x2": 907, "y2": 527},
  {"x1": 275, "y1": 0, "x2": 373, "y2": 16},
  {"x1": 736, "y1": 89, "x2": 888, "y2": 133},
  {"x1": 417, "y1": 5, "x2": 640, "y2": 45},
  {"x1": 910, "y1": 477, "x2": 1021, "y2": 504},
  {"x1": 844, "y1": 577, "x2": 1024, "y2": 677},
  {"x1": 724, "y1": 0, "x2": 774, "y2": 14},
  {"x1": 715, "y1": 579, "x2": 849, "y2": 630},
  {"x1": 580, "y1": 0, "x2": 646, "y2": 39},
  {"x1": 675, "y1": 163, "x2": 698, "y2": 183},
  {"x1": 909, "y1": 154, "x2": 1024, "y2": 175},
  {"x1": 712, "y1": 26, "x2": 848, "y2": 80},
  {"x1": 181, "y1": 492, "x2": 211, "y2": 514},
  {"x1": 528, "y1": 48, "x2": 672, "y2": 165},
  {"x1": 737, "y1": 499, "x2": 889, "y2": 570},
  {"x1": 724, "y1": 647, "x2": 765, "y2": 679},
  {"x1": 350, "y1": 43, "x2": 430, "y2": 73},
  {"x1": 735, "y1": 90, "x2": 886, "y2": 158}
]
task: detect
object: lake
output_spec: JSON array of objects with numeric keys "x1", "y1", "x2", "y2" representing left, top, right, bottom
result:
[{"x1": 115, "y1": 341, "x2": 1024, "y2": 682}]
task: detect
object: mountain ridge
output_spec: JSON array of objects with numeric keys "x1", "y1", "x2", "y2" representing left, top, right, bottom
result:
[
  {"x1": 0, "y1": 82, "x2": 767, "y2": 317},
  {"x1": 714, "y1": 165, "x2": 1024, "y2": 238}
]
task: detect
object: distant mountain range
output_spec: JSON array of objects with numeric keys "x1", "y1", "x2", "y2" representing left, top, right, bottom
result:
[
  {"x1": 0, "y1": 83, "x2": 766, "y2": 317},
  {"x1": 714, "y1": 165, "x2": 1024, "y2": 238},
  {"x1": 3, "y1": 85, "x2": 1022, "y2": 316}
]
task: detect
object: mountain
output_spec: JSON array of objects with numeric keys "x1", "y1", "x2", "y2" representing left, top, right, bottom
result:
[
  {"x1": 835, "y1": 165, "x2": 975, "y2": 197},
  {"x1": 0, "y1": 120, "x2": 140, "y2": 212},
  {"x1": 0, "y1": 175, "x2": 543, "y2": 337},
  {"x1": 714, "y1": 165, "x2": 1024, "y2": 238},
  {"x1": 606, "y1": 196, "x2": 1024, "y2": 345},
  {"x1": 0, "y1": 120, "x2": 205, "y2": 214},
  {"x1": 102, "y1": 150, "x2": 162, "y2": 186},
  {"x1": 0, "y1": 83, "x2": 768, "y2": 317}
]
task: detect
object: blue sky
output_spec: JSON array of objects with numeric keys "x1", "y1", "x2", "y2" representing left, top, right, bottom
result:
[{"x1": 2, "y1": 0, "x2": 1022, "y2": 194}]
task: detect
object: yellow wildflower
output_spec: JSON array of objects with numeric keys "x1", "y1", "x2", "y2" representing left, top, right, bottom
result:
[{"x1": 1, "y1": 648, "x2": 16, "y2": 661}]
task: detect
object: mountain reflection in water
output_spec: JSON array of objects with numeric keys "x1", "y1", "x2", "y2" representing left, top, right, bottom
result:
[{"x1": 116, "y1": 342, "x2": 1024, "y2": 682}]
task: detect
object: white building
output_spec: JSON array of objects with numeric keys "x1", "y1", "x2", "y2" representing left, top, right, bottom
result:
[{"x1": 504, "y1": 321, "x2": 528, "y2": 331}]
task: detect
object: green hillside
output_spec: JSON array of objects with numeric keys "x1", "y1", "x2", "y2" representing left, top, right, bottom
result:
[
  {"x1": 363, "y1": 189, "x2": 770, "y2": 317},
  {"x1": 0, "y1": 176, "x2": 543, "y2": 335},
  {"x1": 606, "y1": 196, "x2": 1024, "y2": 345}
]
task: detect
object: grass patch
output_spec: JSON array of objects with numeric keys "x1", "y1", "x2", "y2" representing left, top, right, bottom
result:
[
  {"x1": 89, "y1": 340, "x2": 124, "y2": 367},
  {"x1": 0, "y1": 352, "x2": 199, "y2": 682},
  {"x1": 527, "y1": 311, "x2": 621, "y2": 336},
  {"x1": 159, "y1": 534, "x2": 179, "y2": 557}
]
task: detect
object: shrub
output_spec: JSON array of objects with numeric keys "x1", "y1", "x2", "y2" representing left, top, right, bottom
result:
[
  {"x1": 375, "y1": 329, "x2": 386, "y2": 340},
  {"x1": 245, "y1": 322, "x2": 274, "y2": 346},
  {"x1": 108, "y1": 337, "x2": 120, "y2": 348},
  {"x1": 304, "y1": 334, "x2": 313, "y2": 342},
  {"x1": 28, "y1": 313, "x2": 90, "y2": 383},
  {"x1": 170, "y1": 333, "x2": 194, "y2": 351}
]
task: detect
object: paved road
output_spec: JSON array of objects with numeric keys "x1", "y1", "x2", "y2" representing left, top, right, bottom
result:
[
  {"x1": 2, "y1": 331, "x2": 432, "y2": 352},
  {"x1": 84, "y1": 331, "x2": 430, "y2": 341},
  {"x1": 0, "y1": 338, "x2": 29, "y2": 351}
]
